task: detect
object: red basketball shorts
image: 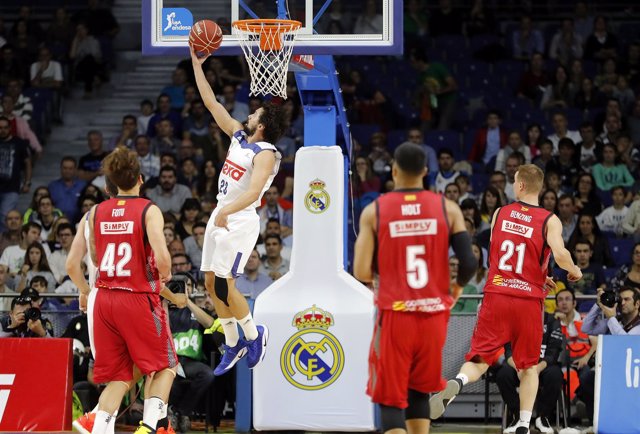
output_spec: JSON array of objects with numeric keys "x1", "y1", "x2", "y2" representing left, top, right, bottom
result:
[
  {"x1": 92, "y1": 288, "x2": 177, "y2": 384},
  {"x1": 466, "y1": 292, "x2": 544, "y2": 370},
  {"x1": 367, "y1": 309, "x2": 449, "y2": 408}
]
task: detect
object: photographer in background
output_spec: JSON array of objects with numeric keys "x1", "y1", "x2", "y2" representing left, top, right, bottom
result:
[
  {"x1": 582, "y1": 287, "x2": 640, "y2": 336},
  {"x1": 166, "y1": 272, "x2": 216, "y2": 433},
  {"x1": 0, "y1": 295, "x2": 52, "y2": 337},
  {"x1": 574, "y1": 286, "x2": 640, "y2": 431}
]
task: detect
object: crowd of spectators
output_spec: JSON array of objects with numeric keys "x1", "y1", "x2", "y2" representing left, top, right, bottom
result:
[{"x1": 1, "y1": 0, "x2": 640, "y2": 430}]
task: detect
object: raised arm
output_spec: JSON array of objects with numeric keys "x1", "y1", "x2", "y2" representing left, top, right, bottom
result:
[
  {"x1": 145, "y1": 204, "x2": 171, "y2": 282},
  {"x1": 190, "y1": 49, "x2": 243, "y2": 137},
  {"x1": 353, "y1": 202, "x2": 376, "y2": 284},
  {"x1": 546, "y1": 215, "x2": 582, "y2": 281}
]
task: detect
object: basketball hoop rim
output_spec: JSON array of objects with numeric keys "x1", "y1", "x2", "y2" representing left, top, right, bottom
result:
[{"x1": 232, "y1": 19, "x2": 302, "y2": 35}]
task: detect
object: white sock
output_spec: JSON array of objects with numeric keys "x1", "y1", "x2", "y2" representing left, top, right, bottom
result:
[
  {"x1": 238, "y1": 313, "x2": 259, "y2": 341},
  {"x1": 161, "y1": 403, "x2": 168, "y2": 418},
  {"x1": 456, "y1": 373, "x2": 469, "y2": 386},
  {"x1": 517, "y1": 410, "x2": 532, "y2": 427},
  {"x1": 91, "y1": 404, "x2": 99, "y2": 413},
  {"x1": 91, "y1": 410, "x2": 112, "y2": 434},
  {"x1": 105, "y1": 410, "x2": 117, "y2": 434},
  {"x1": 220, "y1": 317, "x2": 240, "y2": 346},
  {"x1": 142, "y1": 396, "x2": 164, "y2": 429}
]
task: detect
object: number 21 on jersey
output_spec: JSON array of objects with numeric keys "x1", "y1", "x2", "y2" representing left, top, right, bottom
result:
[
  {"x1": 100, "y1": 242, "x2": 132, "y2": 277},
  {"x1": 498, "y1": 240, "x2": 526, "y2": 274}
]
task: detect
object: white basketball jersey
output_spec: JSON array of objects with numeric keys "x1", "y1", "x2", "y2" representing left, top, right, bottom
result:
[
  {"x1": 217, "y1": 130, "x2": 281, "y2": 211},
  {"x1": 83, "y1": 211, "x2": 97, "y2": 289}
]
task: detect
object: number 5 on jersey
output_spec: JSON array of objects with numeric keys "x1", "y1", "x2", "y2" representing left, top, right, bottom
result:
[
  {"x1": 100, "y1": 242, "x2": 133, "y2": 277},
  {"x1": 406, "y1": 245, "x2": 429, "y2": 289}
]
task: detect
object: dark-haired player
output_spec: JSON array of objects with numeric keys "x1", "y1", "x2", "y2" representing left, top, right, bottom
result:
[
  {"x1": 354, "y1": 143, "x2": 477, "y2": 434},
  {"x1": 88, "y1": 147, "x2": 176, "y2": 434},
  {"x1": 429, "y1": 164, "x2": 582, "y2": 434},
  {"x1": 191, "y1": 48, "x2": 287, "y2": 375}
]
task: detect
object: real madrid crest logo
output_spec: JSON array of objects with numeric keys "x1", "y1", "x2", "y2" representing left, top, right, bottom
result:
[
  {"x1": 280, "y1": 305, "x2": 345, "y2": 390},
  {"x1": 304, "y1": 179, "x2": 330, "y2": 214}
]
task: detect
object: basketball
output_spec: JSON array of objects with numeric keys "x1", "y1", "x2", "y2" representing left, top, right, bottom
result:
[{"x1": 189, "y1": 20, "x2": 223, "y2": 56}]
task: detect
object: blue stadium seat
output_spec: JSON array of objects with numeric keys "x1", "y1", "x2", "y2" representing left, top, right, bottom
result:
[
  {"x1": 465, "y1": 75, "x2": 502, "y2": 94},
  {"x1": 350, "y1": 124, "x2": 381, "y2": 145},
  {"x1": 387, "y1": 129, "x2": 407, "y2": 151},
  {"x1": 543, "y1": 23, "x2": 561, "y2": 48},
  {"x1": 426, "y1": 130, "x2": 461, "y2": 152},
  {"x1": 564, "y1": 108, "x2": 585, "y2": 129},
  {"x1": 455, "y1": 60, "x2": 492, "y2": 80},
  {"x1": 609, "y1": 238, "x2": 635, "y2": 267},
  {"x1": 617, "y1": 22, "x2": 640, "y2": 48},
  {"x1": 511, "y1": 105, "x2": 547, "y2": 128},
  {"x1": 463, "y1": 130, "x2": 477, "y2": 158},
  {"x1": 493, "y1": 60, "x2": 526, "y2": 94},
  {"x1": 505, "y1": 98, "x2": 534, "y2": 121},
  {"x1": 471, "y1": 173, "x2": 490, "y2": 193},
  {"x1": 433, "y1": 35, "x2": 468, "y2": 52},
  {"x1": 494, "y1": 60, "x2": 528, "y2": 77},
  {"x1": 597, "y1": 189, "x2": 614, "y2": 208},
  {"x1": 470, "y1": 34, "x2": 500, "y2": 53},
  {"x1": 394, "y1": 102, "x2": 420, "y2": 127},
  {"x1": 453, "y1": 106, "x2": 472, "y2": 131},
  {"x1": 582, "y1": 60, "x2": 598, "y2": 79},
  {"x1": 471, "y1": 109, "x2": 489, "y2": 127},
  {"x1": 603, "y1": 267, "x2": 618, "y2": 285},
  {"x1": 587, "y1": 108, "x2": 605, "y2": 123},
  {"x1": 426, "y1": 46, "x2": 445, "y2": 62}
]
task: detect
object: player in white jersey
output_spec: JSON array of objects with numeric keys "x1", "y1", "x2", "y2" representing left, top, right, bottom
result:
[{"x1": 191, "y1": 48, "x2": 287, "y2": 375}]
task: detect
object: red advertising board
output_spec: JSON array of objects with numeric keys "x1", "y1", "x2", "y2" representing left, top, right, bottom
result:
[{"x1": 0, "y1": 338, "x2": 72, "y2": 431}]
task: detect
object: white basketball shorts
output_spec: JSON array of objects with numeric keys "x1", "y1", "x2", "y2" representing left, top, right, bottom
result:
[
  {"x1": 87, "y1": 288, "x2": 98, "y2": 358},
  {"x1": 200, "y1": 208, "x2": 260, "y2": 278}
]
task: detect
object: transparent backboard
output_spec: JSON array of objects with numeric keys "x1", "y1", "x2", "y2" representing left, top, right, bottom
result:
[{"x1": 142, "y1": 0, "x2": 403, "y2": 56}]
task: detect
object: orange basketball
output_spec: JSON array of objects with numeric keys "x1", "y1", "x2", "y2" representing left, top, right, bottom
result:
[{"x1": 189, "y1": 20, "x2": 223, "y2": 56}]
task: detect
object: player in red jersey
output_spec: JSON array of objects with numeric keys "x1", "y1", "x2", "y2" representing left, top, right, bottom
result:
[
  {"x1": 66, "y1": 177, "x2": 184, "y2": 434},
  {"x1": 87, "y1": 147, "x2": 176, "y2": 434},
  {"x1": 354, "y1": 143, "x2": 478, "y2": 434},
  {"x1": 429, "y1": 164, "x2": 582, "y2": 434}
]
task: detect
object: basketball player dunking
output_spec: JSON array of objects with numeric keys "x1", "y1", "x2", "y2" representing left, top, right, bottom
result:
[
  {"x1": 354, "y1": 143, "x2": 478, "y2": 434},
  {"x1": 429, "y1": 164, "x2": 582, "y2": 434},
  {"x1": 191, "y1": 48, "x2": 287, "y2": 375}
]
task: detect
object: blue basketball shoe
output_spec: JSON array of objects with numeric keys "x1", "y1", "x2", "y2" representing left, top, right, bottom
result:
[
  {"x1": 213, "y1": 340, "x2": 248, "y2": 376},
  {"x1": 246, "y1": 325, "x2": 269, "y2": 369}
]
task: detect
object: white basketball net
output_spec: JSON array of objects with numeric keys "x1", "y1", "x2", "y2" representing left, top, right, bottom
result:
[{"x1": 233, "y1": 20, "x2": 301, "y2": 98}]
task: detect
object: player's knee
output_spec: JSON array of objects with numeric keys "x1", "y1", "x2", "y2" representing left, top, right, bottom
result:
[
  {"x1": 148, "y1": 367, "x2": 178, "y2": 379},
  {"x1": 380, "y1": 405, "x2": 406, "y2": 432},
  {"x1": 214, "y1": 275, "x2": 230, "y2": 306},
  {"x1": 406, "y1": 389, "x2": 430, "y2": 420},
  {"x1": 160, "y1": 367, "x2": 178, "y2": 378}
]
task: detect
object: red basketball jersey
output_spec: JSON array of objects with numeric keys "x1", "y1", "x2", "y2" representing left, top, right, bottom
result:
[
  {"x1": 375, "y1": 190, "x2": 451, "y2": 313},
  {"x1": 94, "y1": 197, "x2": 161, "y2": 293},
  {"x1": 484, "y1": 201, "x2": 552, "y2": 300}
]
